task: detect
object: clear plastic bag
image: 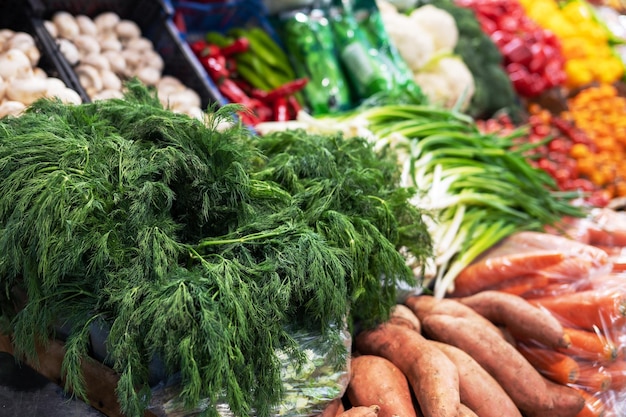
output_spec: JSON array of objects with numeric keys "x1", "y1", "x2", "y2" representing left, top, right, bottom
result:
[{"x1": 147, "y1": 323, "x2": 352, "y2": 417}]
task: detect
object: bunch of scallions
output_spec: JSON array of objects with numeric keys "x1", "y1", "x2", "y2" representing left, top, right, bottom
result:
[
  {"x1": 0, "y1": 83, "x2": 432, "y2": 417},
  {"x1": 258, "y1": 102, "x2": 586, "y2": 299}
]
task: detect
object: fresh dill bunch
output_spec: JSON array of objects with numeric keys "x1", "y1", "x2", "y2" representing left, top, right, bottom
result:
[
  {"x1": 0, "y1": 82, "x2": 432, "y2": 417},
  {"x1": 252, "y1": 129, "x2": 432, "y2": 327}
]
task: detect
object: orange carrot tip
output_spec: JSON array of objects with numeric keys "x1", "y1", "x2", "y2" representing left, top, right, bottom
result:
[{"x1": 571, "y1": 388, "x2": 606, "y2": 417}]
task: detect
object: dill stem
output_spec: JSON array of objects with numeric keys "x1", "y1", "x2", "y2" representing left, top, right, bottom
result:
[{"x1": 195, "y1": 228, "x2": 292, "y2": 248}]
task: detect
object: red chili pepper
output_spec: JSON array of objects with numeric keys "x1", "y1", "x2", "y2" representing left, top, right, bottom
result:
[
  {"x1": 220, "y1": 37, "x2": 250, "y2": 57},
  {"x1": 273, "y1": 96, "x2": 289, "y2": 122},
  {"x1": 217, "y1": 78, "x2": 253, "y2": 105},
  {"x1": 287, "y1": 95, "x2": 302, "y2": 119},
  {"x1": 253, "y1": 102, "x2": 273, "y2": 123},
  {"x1": 189, "y1": 40, "x2": 209, "y2": 55},
  {"x1": 265, "y1": 78, "x2": 308, "y2": 102},
  {"x1": 250, "y1": 89, "x2": 269, "y2": 101},
  {"x1": 203, "y1": 55, "x2": 228, "y2": 80}
]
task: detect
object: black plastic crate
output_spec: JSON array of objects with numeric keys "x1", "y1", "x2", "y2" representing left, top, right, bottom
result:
[
  {"x1": 27, "y1": 0, "x2": 220, "y2": 109},
  {"x1": 0, "y1": 0, "x2": 83, "y2": 100}
]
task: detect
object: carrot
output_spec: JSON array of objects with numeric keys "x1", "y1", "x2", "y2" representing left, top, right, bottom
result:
[
  {"x1": 457, "y1": 290, "x2": 570, "y2": 348},
  {"x1": 602, "y1": 359, "x2": 626, "y2": 390},
  {"x1": 420, "y1": 314, "x2": 554, "y2": 414},
  {"x1": 404, "y1": 295, "x2": 493, "y2": 328},
  {"x1": 586, "y1": 207, "x2": 626, "y2": 247},
  {"x1": 574, "y1": 362, "x2": 612, "y2": 392},
  {"x1": 524, "y1": 378, "x2": 586, "y2": 417},
  {"x1": 516, "y1": 343, "x2": 580, "y2": 384},
  {"x1": 354, "y1": 323, "x2": 461, "y2": 417},
  {"x1": 505, "y1": 231, "x2": 610, "y2": 264},
  {"x1": 487, "y1": 273, "x2": 550, "y2": 296},
  {"x1": 337, "y1": 405, "x2": 380, "y2": 417},
  {"x1": 571, "y1": 388, "x2": 606, "y2": 417},
  {"x1": 559, "y1": 327, "x2": 619, "y2": 363},
  {"x1": 523, "y1": 279, "x2": 594, "y2": 299},
  {"x1": 430, "y1": 340, "x2": 522, "y2": 417},
  {"x1": 450, "y1": 250, "x2": 566, "y2": 297},
  {"x1": 320, "y1": 398, "x2": 344, "y2": 417},
  {"x1": 388, "y1": 304, "x2": 421, "y2": 333},
  {"x1": 346, "y1": 355, "x2": 417, "y2": 417},
  {"x1": 529, "y1": 289, "x2": 626, "y2": 331}
]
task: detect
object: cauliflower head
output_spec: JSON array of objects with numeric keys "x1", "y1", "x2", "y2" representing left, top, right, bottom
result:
[
  {"x1": 414, "y1": 56, "x2": 475, "y2": 109},
  {"x1": 410, "y1": 5, "x2": 459, "y2": 52}
]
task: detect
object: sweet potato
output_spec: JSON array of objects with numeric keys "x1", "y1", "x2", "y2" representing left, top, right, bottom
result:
[
  {"x1": 346, "y1": 355, "x2": 417, "y2": 417},
  {"x1": 457, "y1": 290, "x2": 569, "y2": 348},
  {"x1": 523, "y1": 378, "x2": 585, "y2": 417},
  {"x1": 389, "y1": 304, "x2": 421, "y2": 333},
  {"x1": 404, "y1": 295, "x2": 493, "y2": 328},
  {"x1": 354, "y1": 323, "x2": 461, "y2": 417},
  {"x1": 421, "y1": 314, "x2": 554, "y2": 414},
  {"x1": 338, "y1": 405, "x2": 380, "y2": 417},
  {"x1": 430, "y1": 340, "x2": 522, "y2": 417},
  {"x1": 320, "y1": 398, "x2": 345, "y2": 417},
  {"x1": 458, "y1": 403, "x2": 479, "y2": 417}
]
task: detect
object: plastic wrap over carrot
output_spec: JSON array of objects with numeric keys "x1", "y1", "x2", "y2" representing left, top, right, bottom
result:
[{"x1": 449, "y1": 231, "x2": 611, "y2": 297}]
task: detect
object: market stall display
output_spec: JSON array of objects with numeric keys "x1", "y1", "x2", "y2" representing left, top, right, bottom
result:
[{"x1": 3, "y1": 0, "x2": 626, "y2": 416}]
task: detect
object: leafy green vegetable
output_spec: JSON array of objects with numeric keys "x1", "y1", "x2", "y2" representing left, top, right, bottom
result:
[{"x1": 0, "y1": 82, "x2": 431, "y2": 416}]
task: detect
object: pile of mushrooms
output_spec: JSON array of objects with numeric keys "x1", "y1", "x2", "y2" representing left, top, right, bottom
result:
[
  {"x1": 45, "y1": 11, "x2": 205, "y2": 120},
  {"x1": 0, "y1": 29, "x2": 82, "y2": 118}
]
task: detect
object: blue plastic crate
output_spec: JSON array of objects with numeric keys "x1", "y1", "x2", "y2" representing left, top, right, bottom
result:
[
  {"x1": 172, "y1": 0, "x2": 277, "y2": 41},
  {"x1": 171, "y1": 0, "x2": 285, "y2": 106},
  {"x1": 26, "y1": 0, "x2": 219, "y2": 109}
]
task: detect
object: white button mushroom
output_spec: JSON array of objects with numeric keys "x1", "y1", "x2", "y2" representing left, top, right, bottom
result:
[
  {"x1": 140, "y1": 49, "x2": 164, "y2": 72},
  {"x1": 75, "y1": 15, "x2": 98, "y2": 37},
  {"x1": 44, "y1": 20, "x2": 58, "y2": 39},
  {"x1": 53, "y1": 11, "x2": 80, "y2": 40},
  {"x1": 81, "y1": 52, "x2": 111, "y2": 72},
  {"x1": 0, "y1": 49, "x2": 33, "y2": 80},
  {"x1": 0, "y1": 76, "x2": 6, "y2": 101},
  {"x1": 92, "y1": 89, "x2": 124, "y2": 101},
  {"x1": 6, "y1": 76, "x2": 49, "y2": 105},
  {"x1": 94, "y1": 12, "x2": 121, "y2": 34},
  {"x1": 73, "y1": 34, "x2": 101, "y2": 56},
  {"x1": 135, "y1": 66, "x2": 160, "y2": 86},
  {"x1": 33, "y1": 67, "x2": 49, "y2": 79},
  {"x1": 102, "y1": 50, "x2": 126, "y2": 74},
  {"x1": 126, "y1": 37, "x2": 153, "y2": 52},
  {"x1": 98, "y1": 34, "x2": 123, "y2": 52},
  {"x1": 57, "y1": 38, "x2": 80, "y2": 66},
  {"x1": 47, "y1": 87, "x2": 82, "y2": 105},
  {"x1": 101, "y1": 69, "x2": 122, "y2": 91},
  {"x1": 75, "y1": 64, "x2": 103, "y2": 96},
  {"x1": 0, "y1": 100, "x2": 26, "y2": 118},
  {"x1": 115, "y1": 20, "x2": 141, "y2": 43}
]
